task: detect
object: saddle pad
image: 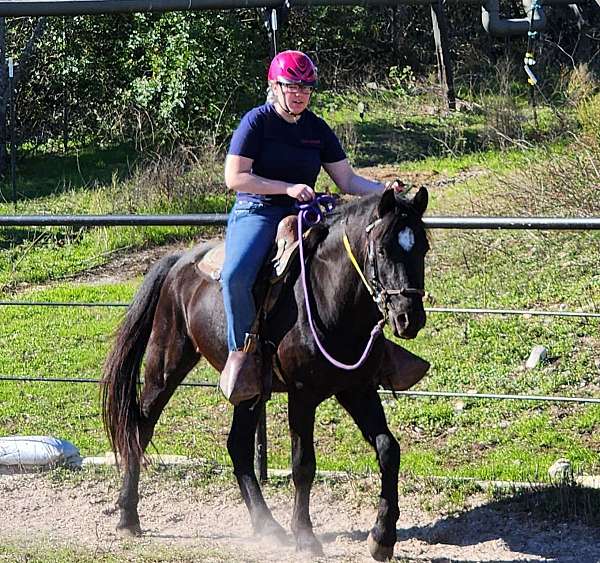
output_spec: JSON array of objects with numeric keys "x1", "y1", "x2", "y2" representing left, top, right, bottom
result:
[{"x1": 196, "y1": 243, "x2": 226, "y2": 281}]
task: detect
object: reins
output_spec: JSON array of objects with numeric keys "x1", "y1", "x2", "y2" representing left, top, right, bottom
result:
[{"x1": 297, "y1": 195, "x2": 384, "y2": 370}]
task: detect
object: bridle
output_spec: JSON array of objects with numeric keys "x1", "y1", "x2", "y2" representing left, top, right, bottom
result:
[
  {"x1": 344, "y1": 215, "x2": 425, "y2": 323},
  {"x1": 295, "y1": 196, "x2": 425, "y2": 371}
]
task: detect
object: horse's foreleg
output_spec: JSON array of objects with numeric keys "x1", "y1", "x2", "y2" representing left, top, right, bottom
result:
[
  {"x1": 337, "y1": 388, "x2": 399, "y2": 562},
  {"x1": 116, "y1": 336, "x2": 199, "y2": 536},
  {"x1": 227, "y1": 401, "x2": 287, "y2": 541},
  {"x1": 288, "y1": 396, "x2": 323, "y2": 555}
]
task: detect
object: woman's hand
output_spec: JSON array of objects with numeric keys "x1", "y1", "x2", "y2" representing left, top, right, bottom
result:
[
  {"x1": 384, "y1": 179, "x2": 409, "y2": 193},
  {"x1": 287, "y1": 183, "x2": 316, "y2": 202}
]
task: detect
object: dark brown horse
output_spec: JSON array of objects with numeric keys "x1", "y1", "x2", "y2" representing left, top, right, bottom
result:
[{"x1": 102, "y1": 187, "x2": 429, "y2": 561}]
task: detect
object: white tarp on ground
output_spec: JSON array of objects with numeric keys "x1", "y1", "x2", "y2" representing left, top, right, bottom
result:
[{"x1": 0, "y1": 436, "x2": 82, "y2": 473}]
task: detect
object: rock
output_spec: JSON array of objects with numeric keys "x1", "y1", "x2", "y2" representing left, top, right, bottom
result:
[
  {"x1": 525, "y1": 345, "x2": 548, "y2": 369},
  {"x1": 357, "y1": 101, "x2": 366, "y2": 120},
  {"x1": 548, "y1": 458, "x2": 573, "y2": 484},
  {"x1": 453, "y1": 400, "x2": 466, "y2": 413}
]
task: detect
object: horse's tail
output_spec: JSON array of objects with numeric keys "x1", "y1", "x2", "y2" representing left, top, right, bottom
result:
[{"x1": 101, "y1": 252, "x2": 183, "y2": 468}]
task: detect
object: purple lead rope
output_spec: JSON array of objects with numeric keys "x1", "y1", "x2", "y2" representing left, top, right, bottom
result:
[{"x1": 296, "y1": 196, "x2": 383, "y2": 370}]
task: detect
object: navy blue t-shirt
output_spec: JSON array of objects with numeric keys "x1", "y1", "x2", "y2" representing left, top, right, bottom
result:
[{"x1": 227, "y1": 103, "x2": 346, "y2": 206}]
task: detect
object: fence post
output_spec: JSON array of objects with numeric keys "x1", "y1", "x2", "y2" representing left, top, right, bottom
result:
[
  {"x1": 430, "y1": 0, "x2": 456, "y2": 111},
  {"x1": 8, "y1": 56, "x2": 16, "y2": 208}
]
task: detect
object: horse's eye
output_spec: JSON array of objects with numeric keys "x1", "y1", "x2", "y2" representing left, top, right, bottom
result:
[{"x1": 378, "y1": 248, "x2": 385, "y2": 256}]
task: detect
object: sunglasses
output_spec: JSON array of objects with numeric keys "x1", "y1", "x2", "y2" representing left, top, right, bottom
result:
[{"x1": 279, "y1": 83, "x2": 314, "y2": 94}]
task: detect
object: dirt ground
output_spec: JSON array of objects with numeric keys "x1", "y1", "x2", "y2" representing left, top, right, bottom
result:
[{"x1": 1, "y1": 470, "x2": 600, "y2": 562}]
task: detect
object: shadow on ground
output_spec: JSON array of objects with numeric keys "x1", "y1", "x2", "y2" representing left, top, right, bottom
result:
[
  {"x1": 0, "y1": 143, "x2": 137, "y2": 203},
  {"x1": 352, "y1": 118, "x2": 483, "y2": 168},
  {"x1": 396, "y1": 486, "x2": 600, "y2": 563}
]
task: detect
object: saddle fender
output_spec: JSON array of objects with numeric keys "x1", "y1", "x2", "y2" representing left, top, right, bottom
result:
[{"x1": 379, "y1": 339, "x2": 430, "y2": 391}]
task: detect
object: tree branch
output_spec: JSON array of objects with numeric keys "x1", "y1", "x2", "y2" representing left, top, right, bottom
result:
[{"x1": 15, "y1": 16, "x2": 46, "y2": 87}]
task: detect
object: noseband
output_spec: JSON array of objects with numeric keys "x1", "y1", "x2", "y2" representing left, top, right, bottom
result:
[{"x1": 344, "y1": 216, "x2": 425, "y2": 322}]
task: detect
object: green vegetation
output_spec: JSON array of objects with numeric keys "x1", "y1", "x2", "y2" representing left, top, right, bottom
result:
[
  {"x1": 0, "y1": 542, "x2": 232, "y2": 562},
  {"x1": 0, "y1": 76, "x2": 599, "y2": 493}
]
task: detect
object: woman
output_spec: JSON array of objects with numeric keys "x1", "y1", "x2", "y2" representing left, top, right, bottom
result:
[{"x1": 220, "y1": 50, "x2": 409, "y2": 402}]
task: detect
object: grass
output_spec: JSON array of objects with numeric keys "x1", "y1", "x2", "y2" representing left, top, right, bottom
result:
[
  {"x1": 0, "y1": 542, "x2": 233, "y2": 562},
  {"x1": 0, "y1": 84, "x2": 598, "y2": 490},
  {"x1": 313, "y1": 85, "x2": 571, "y2": 168},
  {"x1": 0, "y1": 142, "x2": 230, "y2": 294},
  {"x1": 0, "y1": 143, "x2": 138, "y2": 203},
  {"x1": 0, "y1": 281, "x2": 597, "y2": 481},
  {"x1": 0, "y1": 82, "x2": 577, "y2": 292}
]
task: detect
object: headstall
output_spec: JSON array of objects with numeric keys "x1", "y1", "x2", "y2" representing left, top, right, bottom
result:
[{"x1": 343, "y1": 216, "x2": 425, "y2": 322}]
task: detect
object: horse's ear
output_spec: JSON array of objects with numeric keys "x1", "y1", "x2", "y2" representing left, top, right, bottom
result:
[
  {"x1": 377, "y1": 188, "x2": 397, "y2": 218},
  {"x1": 412, "y1": 187, "x2": 428, "y2": 217}
]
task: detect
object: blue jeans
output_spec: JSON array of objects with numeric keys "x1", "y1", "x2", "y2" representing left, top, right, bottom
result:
[{"x1": 221, "y1": 200, "x2": 296, "y2": 351}]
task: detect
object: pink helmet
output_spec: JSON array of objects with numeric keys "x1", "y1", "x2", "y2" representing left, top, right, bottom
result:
[{"x1": 268, "y1": 50, "x2": 318, "y2": 87}]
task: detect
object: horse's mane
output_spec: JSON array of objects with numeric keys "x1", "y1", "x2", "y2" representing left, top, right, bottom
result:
[
  {"x1": 328, "y1": 193, "x2": 378, "y2": 226},
  {"x1": 312, "y1": 191, "x2": 429, "y2": 262},
  {"x1": 325, "y1": 191, "x2": 420, "y2": 233}
]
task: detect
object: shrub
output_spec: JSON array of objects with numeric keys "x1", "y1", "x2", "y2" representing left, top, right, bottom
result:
[{"x1": 576, "y1": 92, "x2": 600, "y2": 147}]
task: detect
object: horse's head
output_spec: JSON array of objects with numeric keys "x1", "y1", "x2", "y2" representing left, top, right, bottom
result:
[{"x1": 366, "y1": 186, "x2": 429, "y2": 339}]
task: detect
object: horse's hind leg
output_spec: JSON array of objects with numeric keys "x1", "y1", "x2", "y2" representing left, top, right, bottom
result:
[
  {"x1": 336, "y1": 388, "x2": 399, "y2": 562},
  {"x1": 288, "y1": 395, "x2": 323, "y2": 555},
  {"x1": 116, "y1": 333, "x2": 200, "y2": 536},
  {"x1": 227, "y1": 401, "x2": 287, "y2": 542}
]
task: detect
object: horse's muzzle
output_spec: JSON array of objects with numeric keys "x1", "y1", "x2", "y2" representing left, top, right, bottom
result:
[{"x1": 390, "y1": 309, "x2": 426, "y2": 339}]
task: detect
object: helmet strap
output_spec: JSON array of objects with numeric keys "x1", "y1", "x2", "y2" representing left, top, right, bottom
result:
[{"x1": 275, "y1": 88, "x2": 302, "y2": 120}]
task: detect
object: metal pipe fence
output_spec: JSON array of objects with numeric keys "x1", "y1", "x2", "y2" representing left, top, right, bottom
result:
[
  {"x1": 0, "y1": 0, "x2": 494, "y2": 17},
  {"x1": 2, "y1": 375, "x2": 600, "y2": 404},
  {"x1": 1, "y1": 300, "x2": 599, "y2": 318},
  {"x1": 0, "y1": 0, "x2": 588, "y2": 17},
  {"x1": 1, "y1": 214, "x2": 600, "y2": 229},
  {"x1": 1, "y1": 213, "x2": 599, "y2": 317},
  {"x1": 1, "y1": 213, "x2": 598, "y2": 477},
  {"x1": 1, "y1": 212, "x2": 598, "y2": 393}
]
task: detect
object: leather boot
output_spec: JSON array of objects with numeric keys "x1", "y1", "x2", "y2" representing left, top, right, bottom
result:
[
  {"x1": 220, "y1": 350, "x2": 261, "y2": 406},
  {"x1": 379, "y1": 338, "x2": 430, "y2": 391}
]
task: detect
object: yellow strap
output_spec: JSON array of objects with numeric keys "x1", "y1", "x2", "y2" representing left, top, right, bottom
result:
[{"x1": 343, "y1": 231, "x2": 374, "y2": 296}]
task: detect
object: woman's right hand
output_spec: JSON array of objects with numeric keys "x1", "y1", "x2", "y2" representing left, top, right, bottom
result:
[{"x1": 287, "y1": 183, "x2": 315, "y2": 202}]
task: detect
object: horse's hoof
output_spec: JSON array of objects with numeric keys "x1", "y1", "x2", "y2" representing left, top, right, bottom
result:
[
  {"x1": 116, "y1": 522, "x2": 142, "y2": 537},
  {"x1": 367, "y1": 531, "x2": 394, "y2": 561},
  {"x1": 296, "y1": 531, "x2": 324, "y2": 556}
]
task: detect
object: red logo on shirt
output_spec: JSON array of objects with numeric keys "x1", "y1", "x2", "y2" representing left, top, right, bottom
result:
[{"x1": 301, "y1": 139, "x2": 321, "y2": 145}]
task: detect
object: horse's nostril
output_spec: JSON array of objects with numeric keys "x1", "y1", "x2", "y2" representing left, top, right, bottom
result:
[{"x1": 400, "y1": 313, "x2": 409, "y2": 328}]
